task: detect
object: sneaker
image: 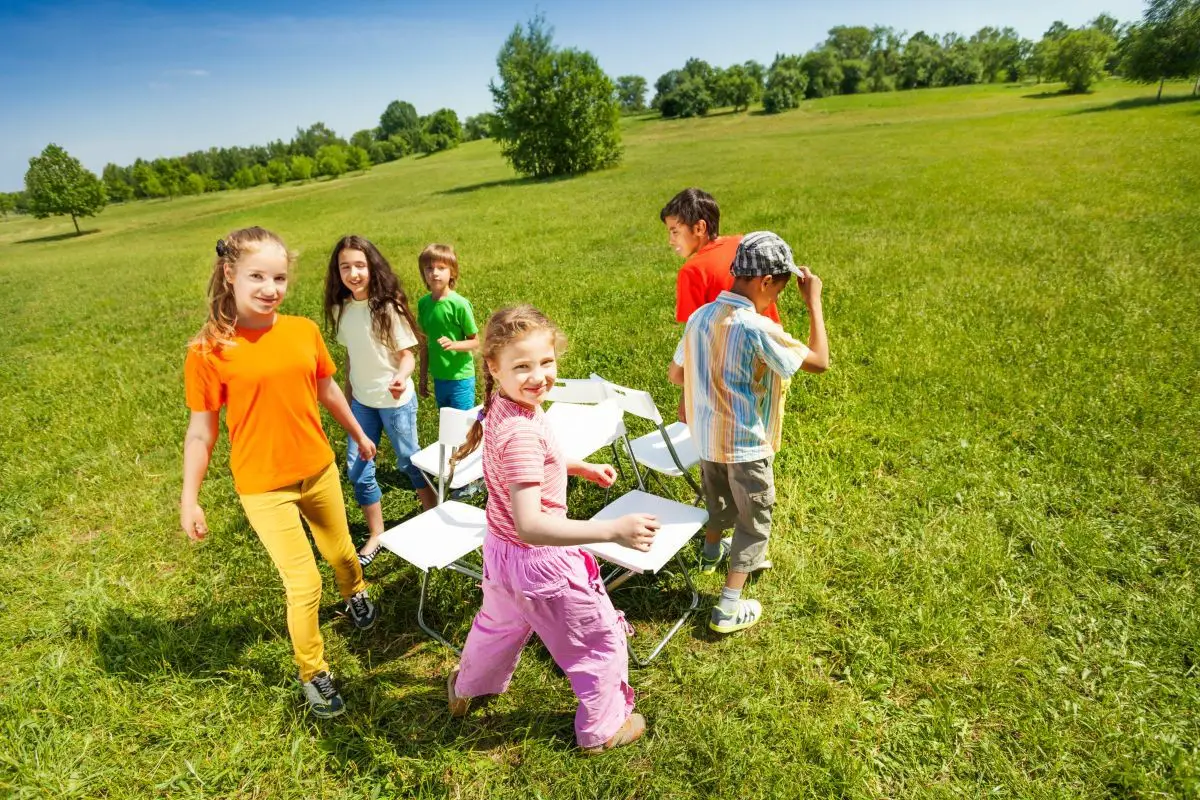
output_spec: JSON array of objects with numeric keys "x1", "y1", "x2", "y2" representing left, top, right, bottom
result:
[
  {"x1": 447, "y1": 668, "x2": 470, "y2": 717},
  {"x1": 344, "y1": 590, "x2": 378, "y2": 630},
  {"x1": 709, "y1": 599, "x2": 763, "y2": 634},
  {"x1": 698, "y1": 537, "x2": 733, "y2": 574},
  {"x1": 449, "y1": 479, "x2": 483, "y2": 501},
  {"x1": 581, "y1": 713, "x2": 647, "y2": 755},
  {"x1": 301, "y1": 670, "x2": 345, "y2": 718}
]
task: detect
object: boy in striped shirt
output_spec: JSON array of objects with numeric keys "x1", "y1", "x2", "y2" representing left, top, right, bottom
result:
[{"x1": 668, "y1": 232, "x2": 829, "y2": 633}]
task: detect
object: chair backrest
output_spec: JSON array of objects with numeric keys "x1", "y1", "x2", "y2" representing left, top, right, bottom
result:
[
  {"x1": 589, "y1": 373, "x2": 664, "y2": 425},
  {"x1": 546, "y1": 377, "x2": 609, "y2": 405},
  {"x1": 438, "y1": 405, "x2": 480, "y2": 449}
]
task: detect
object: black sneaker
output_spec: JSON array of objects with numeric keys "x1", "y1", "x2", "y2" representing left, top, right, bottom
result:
[
  {"x1": 301, "y1": 670, "x2": 345, "y2": 718},
  {"x1": 345, "y1": 590, "x2": 377, "y2": 630}
]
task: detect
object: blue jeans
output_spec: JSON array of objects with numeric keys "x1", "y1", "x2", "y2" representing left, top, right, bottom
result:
[
  {"x1": 434, "y1": 376, "x2": 476, "y2": 410},
  {"x1": 346, "y1": 398, "x2": 425, "y2": 505}
]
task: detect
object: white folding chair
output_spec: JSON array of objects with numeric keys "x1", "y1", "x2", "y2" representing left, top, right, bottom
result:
[
  {"x1": 545, "y1": 378, "x2": 635, "y2": 498},
  {"x1": 378, "y1": 407, "x2": 488, "y2": 652},
  {"x1": 589, "y1": 374, "x2": 704, "y2": 504},
  {"x1": 583, "y1": 490, "x2": 708, "y2": 666},
  {"x1": 410, "y1": 404, "x2": 484, "y2": 502}
]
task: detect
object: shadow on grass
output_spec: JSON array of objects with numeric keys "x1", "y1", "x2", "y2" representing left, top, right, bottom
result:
[
  {"x1": 1022, "y1": 88, "x2": 1088, "y2": 100},
  {"x1": 1071, "y1": 93, "x2": 1200, "y2": 115},
  {"x1": 439, "y1": 173, "x2": 575, "y2": 196},
  {"x1": 14, "y1": 228, "x2": 100, "y2": 244}
]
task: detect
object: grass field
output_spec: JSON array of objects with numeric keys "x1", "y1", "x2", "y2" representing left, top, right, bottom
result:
[{"x1": 2, "y1": 80, "x2": 1199, "y2": 799}]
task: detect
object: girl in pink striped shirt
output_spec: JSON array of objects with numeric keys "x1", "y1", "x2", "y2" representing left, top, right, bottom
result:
[{"x1": 444, "y1": 305, "x2": 660, "y2": 754}]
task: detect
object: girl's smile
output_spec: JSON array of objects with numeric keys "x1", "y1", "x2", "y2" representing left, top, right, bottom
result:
[
  {"x1": 227, "y1": 242, "x2": 290, "y2": 327},
  {"x1": 488, "y1": 330, "x2": 558, "y2": 410},
  {"x1": 338, "y1": 248, "x2": 371, "y2": 301}
]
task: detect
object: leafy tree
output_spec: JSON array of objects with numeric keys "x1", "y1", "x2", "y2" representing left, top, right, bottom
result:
[
  {"x1": 936, "y1": 34, "x2": 984, "y2": 85},
  {"x1": 291, "y1": 123, "x2": 344, "y2": 158},
  {"x1": 1121, "y1": 0, "x2": 1200, "y2": 99},
  {"x1": 350, "y1": 129, "x2": 376, "y2": 151},
  {"x1": 230, "y1": 167, "x2": 257, "y2": 190},
  {"x1": 102, "y1": 163, "x2": 134, "y2": 203},
  {"x1": 24, "y1": 143, "x2": 107, "y2": 233},
  {"x1": 182, "y1": 172, "x2": 206, "y2": 195},
  {"x1": 267, "y1": 159, "x2": 291, "y2": 186},
  {"x1": 423, "y1": 108, "x2": 462, "y2": 147},
  {"x1": 825, "y1": 25, "x2": 874, "y2": 60},
  {"x1": 347, "y1": 146, "x2": 372, "y2": 171},
  {"x1": 316, "y1": 144, "x2": 348, "y2": 178},
  {"x1": 132, "y1": 162, "x2": 165, "y2": 199},
  {"x1": 0, "y1": 193, "x2": 15, "y2": 217},
  {"x1": 900, "y1": 32, "x2": 942, "y2": 89},
  {"x1": 661, "y1": 76, "x2": 712, "y2": 117},
  {"x1": 866, "y1": 26, "x2": 902, "y2": 91},
  {"x1": 1050, "y1": 27, "x2": 1114, "y2": 92},
  {"x1": 1027, "y1": 36, "x2": 1056, "y2": 83},
  {"x1": 802, "y1": 48, "x2": 844, "y2": 97},
  {"x1": 490, "y1": 15, "x2": 622, "y2": 178},
  {"x1": 1045, "y1": 20, "x2": 1072, "y2": 40},
  {"x1": 718, "y1": 64, "x2": 762, "y2": 111},
  {"x1": 743, "y1": 59, "x2": 766, "y2": 89},
  {"x1": 387, "y1": 133, "x2": 414, "y2": 158},
  {"x1": 762, "y1": 54, "x2": 808, "y2": 112},
  {"x1": 369, "y1": 139, "x2": 397, "y2": 163},
  {"x1": 972, "y1": 26, "x2": 1024, "y2": 83},
  {"x1": 464, "y1": 112, "x2": 497, "y2": 141},
  {"x1": 289, "y1": 155, "x2": 315, "y2": 182},
  {"x1": 840, "y1": 58, "x2": 869, "y2": 93},
  {"x1": 379, "y1": 100, "x2": 420, "y2": 138},
  {"x1": 615, "y1": 75, "x2": 648, "y2": 113}
]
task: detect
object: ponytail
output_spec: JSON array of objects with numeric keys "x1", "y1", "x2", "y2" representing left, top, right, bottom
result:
[{"x1": 446, "y1": 371, "x2": 493, "y2": 488}]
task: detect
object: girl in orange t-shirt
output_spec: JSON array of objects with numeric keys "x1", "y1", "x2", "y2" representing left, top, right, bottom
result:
[{"x1": 180, "y1": 226, "x2": 379, "y2": 719}]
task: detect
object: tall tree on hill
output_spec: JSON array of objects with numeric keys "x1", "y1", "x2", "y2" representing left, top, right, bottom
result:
[
  {"x1": 102, "y1": 163, "x2": 134, "y2": 203},
  {"x1": 615, "y1": 75, "x2": 648, "y2": 113},
  {"x1": 1121, "y1": 0, "x2": 1200, "y2": 99},
  {"x1": 825, "y1": 25, "x2": 874, "y2": 60},
  {"x1": 719, "y1": 63, "x2": 762, "y2": 110},
  {"x1": 762, "y1": 54, "x2": 808, "y2": 112},
  {"x1": 291, "y1": 123, "x2": 344, "y2": 158},
  {"x1": 490, "y1": 15, "x2": 622, "y2": 177},
  {"x1": 1050, "y1": 27, "x2": 1115, "y2": 92},
  {"x1": 24, "y1": 143, "x2": 107, "y2": 234},
  {"x1": 378, "y1": 101, "x2": 420, "y2": 138},
  {"x1": 463, "y1": 112, "x2": 497, "y2": 141}
]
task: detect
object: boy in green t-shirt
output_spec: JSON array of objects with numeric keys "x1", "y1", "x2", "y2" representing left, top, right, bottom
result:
[{"x1": 416, "y1": 243, "x2": 479, "y2": 410}]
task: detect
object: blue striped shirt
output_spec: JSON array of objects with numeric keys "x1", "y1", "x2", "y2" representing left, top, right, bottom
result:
[{"x1": 673, "y1": 291, "x2": 810, "y2": 463}]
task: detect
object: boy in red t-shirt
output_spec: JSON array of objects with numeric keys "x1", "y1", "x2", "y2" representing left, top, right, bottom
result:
[{"x1": 660, "y1": 188, "x2": 780, "y2": 324}]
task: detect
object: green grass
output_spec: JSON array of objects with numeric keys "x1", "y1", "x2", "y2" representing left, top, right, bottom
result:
[{"x1": 2, "y1": 80, "x2": 1199, "y2": 798}]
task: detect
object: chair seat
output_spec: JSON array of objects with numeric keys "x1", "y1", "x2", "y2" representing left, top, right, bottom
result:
[
  {"x1": 629, "y1": 421, "x2": 699, "y2": 477},
  {"x1": 410, "y1": 444, "x2": 483, "y2": 490},
  {"x1": 546, "y1": 399, "x2": 625, "y2": 461},
  {"x1": 583, "y1": 490, "x2": 708, "y2": 574},
  {"x1": 378, "y1": 501, "x2": 487, "y2": 571}
]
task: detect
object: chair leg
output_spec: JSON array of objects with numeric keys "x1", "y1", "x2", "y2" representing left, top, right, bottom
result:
[
  {"x1": 624, "y1": 554, "x2": 700, "y2": 668},
  {"x1": 622, "y1": 436, "x2": 646, "y2": 491}
]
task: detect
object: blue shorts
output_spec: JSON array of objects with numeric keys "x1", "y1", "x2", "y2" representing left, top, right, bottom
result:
[
  {"x1": 434, "y1": 376, "x2": 476, "y2": 411},
  {"x1": 346, "y1": 398, "x2": 425, "y2": 505}
]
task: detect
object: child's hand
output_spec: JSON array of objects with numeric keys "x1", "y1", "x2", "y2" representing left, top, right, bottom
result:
[
  {"x1": 437, "y1": 336, "x2": 455, "y2": 351},
  {"x1": 355, "y1": 436, "x2": 378, "y2": 462},
  {"x1": 795, "y1": 266, "x2": 822, "y2": 306},
  {"x1": 181, "y1": 503, "x2": 208, "y2": 542},
  {"x1": 610, "y1": 513, "x2": 659, "y2": 552},
  {"x1": 388, "y1": 375, "x2": 407, "y2": 399},
  {"x1": 581, "y1": 463, "x2": 617, "y2": 488}
]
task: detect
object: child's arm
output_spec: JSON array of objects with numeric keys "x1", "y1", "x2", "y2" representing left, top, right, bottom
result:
[
  {"x1": 567, "y1": 459, "x2": 617, "y2": 487},
  {"x1": 180, "y1": 411, "x2": 218, "y2": 541},
  {"x1": 437, "y1": 334, "x2": 479, "y2": 353},
  {"x1": 510, "y1": 482, "x2": 658, "y2": 551},
  {"x1": 388, "y1": 348, "x2": 417, "y2": 398},
  {"x1": 316, "y1": 376, "x2": 377, "y2": 461},
  {"x1": 796, "y1": 268, "x2": 828, "y2": 373}
]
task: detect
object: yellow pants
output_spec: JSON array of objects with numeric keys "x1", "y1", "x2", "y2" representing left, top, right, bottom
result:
[{"x1": 239, "y1": 460, "x2": 366, "y2": 682}]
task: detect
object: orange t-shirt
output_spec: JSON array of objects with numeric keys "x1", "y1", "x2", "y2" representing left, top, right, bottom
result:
[
  {"x1": 675, "y1": 235, "x2": 781, "y2": 324},
  {"x1": 184, "y1": 315, "x2": 337, "y2": 495}
]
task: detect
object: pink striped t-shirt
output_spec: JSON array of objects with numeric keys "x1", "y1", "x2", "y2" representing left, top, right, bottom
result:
[{"x1": 482, "y1": 394, "x2": 568, "y2": 547}]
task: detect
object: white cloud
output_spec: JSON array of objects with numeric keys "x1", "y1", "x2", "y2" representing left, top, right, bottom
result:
[{"x1": 165, "y1": 68, "x2": 209, "y2": 77}]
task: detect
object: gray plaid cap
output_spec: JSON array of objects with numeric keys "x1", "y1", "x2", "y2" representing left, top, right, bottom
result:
[{"x1": 731, "y1": 231, "x2": 802, "y2": 278}]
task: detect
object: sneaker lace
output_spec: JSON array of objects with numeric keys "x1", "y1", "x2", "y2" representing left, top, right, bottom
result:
[
  {"x1": 349, "y1": 592, "x2": 370, "y2": 619},
  {"x1": 310, "y1": 672, "x2": 337, "y2": 699}
]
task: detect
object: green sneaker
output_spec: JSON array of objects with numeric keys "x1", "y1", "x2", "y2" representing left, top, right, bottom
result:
[
  {"x1": 709, "y1": 599, "x2": 763, "y2": 634},
  {"x1": 698, "y1": 537, "x2": 733, "y2": 574}
]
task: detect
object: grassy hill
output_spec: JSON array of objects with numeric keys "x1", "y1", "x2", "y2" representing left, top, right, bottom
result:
[{"x1": 2, "y1": 80, "x2": 1199, "y2": 798}]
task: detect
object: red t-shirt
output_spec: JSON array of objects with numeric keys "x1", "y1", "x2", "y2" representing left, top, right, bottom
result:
[{"x1": 675, "y1": 235, "x2": 781, "y2": 324}]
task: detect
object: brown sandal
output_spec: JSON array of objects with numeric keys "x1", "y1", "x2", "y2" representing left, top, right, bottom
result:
[
  {"x1": 447, "y1": 668, "x2": 470, "y2": 717},
  {"x1": 582, "y1": 713, "x2": 647, "y2": 755}
]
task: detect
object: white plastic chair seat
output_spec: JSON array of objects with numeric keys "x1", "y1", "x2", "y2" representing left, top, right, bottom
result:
[
  {"x1": 583, "y1": 490, "x2": 708, "y2": 574},
  {"x1": 378, "y1": 501, "x2": 487, "y2": 570},
  {"x1": 546, "y1": 398, "x2": 626, "y2": 461},
  {"x1": 410, "y1": 443, "x2": 483, "y2": 490},
  {"x1": 628, "y1": 421, "x2": 698, "y2": 478}
]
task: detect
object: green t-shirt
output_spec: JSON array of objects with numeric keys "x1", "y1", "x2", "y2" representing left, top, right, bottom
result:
[{"x1": 417, "y1": 290, "x2": 479, "y2": 381}]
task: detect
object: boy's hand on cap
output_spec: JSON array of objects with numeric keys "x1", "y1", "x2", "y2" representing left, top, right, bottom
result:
[
  {"x1": 611, "y1": 514, "x2": 659, "y2": 552},
  {"x1": 796, "y1": 266, "x2": 822, "y2": 304}
]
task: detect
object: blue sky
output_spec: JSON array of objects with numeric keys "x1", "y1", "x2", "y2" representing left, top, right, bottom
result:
[{"x1": 0, "y1": 0, "x2": 1147, "y2": 191}]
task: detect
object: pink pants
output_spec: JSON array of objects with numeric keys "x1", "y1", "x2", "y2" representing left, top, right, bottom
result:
[{"x1": 455, "y1": 535, "x2": 635, "y2": 748}]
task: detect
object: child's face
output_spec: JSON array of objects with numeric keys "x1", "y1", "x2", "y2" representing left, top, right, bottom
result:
[
  {"x1": 338, "y1": 248, "x2": 370, "y2": 301},
  {"x1": 226, "y1": 243, "x2": 289, "y2": 323},
  {"x1": 487, "y1": 330, "x2": 558, "y2": 409},
  {"x1": 664, "y1": 215, "x2": 707, "y2": 258},
  {"x1": 424, "y1": 261, "x2": 454, "y2": 292}
]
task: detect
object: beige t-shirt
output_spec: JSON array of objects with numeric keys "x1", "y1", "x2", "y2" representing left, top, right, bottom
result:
[{"x1": 335, "y1": 299, "x2": 419, "y2": 409}]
